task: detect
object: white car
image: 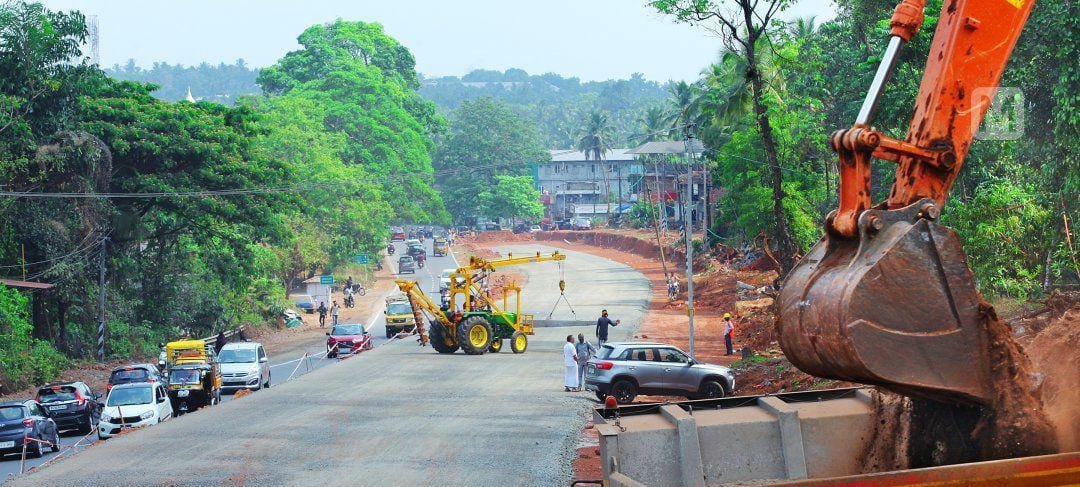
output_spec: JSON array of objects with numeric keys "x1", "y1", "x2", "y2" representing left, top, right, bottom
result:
[
  {"x1": 98, "y1": 382, "x2": 172, "y2": 439},
  {"x1": 528, "y1": 225, "x2": 541, "y2": 233},
  {"x1": 218, "y1": 342, "x2": 271, "y2": 392},
  {"x1": 440, "y1": 269, "x2": 454, "y2": 289}
]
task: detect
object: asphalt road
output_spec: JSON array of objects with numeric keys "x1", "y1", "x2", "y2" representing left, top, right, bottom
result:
[{"x1": 10, "y1": 243, "x2": 648, "y2": 486}]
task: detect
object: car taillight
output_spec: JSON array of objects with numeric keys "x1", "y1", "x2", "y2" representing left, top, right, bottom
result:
[
  {"x1": 106, "y1": 384, "x2": 113, "y2": 391},
  {"x1": 595, "y1": 361, "x2": 614, "y2": 370},
  {"x1": 74, "y1": 390, "x2": 87, "y2": 406},
  {"x1": 22, "y1": 419, "x2": 34, "y2": 428}
]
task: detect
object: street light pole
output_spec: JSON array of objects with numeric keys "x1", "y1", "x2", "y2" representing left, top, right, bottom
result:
[{"x1": 683, "y1": 125, "x2": 696, "y2": 358}]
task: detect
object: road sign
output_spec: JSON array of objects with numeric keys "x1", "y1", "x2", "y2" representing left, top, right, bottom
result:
[
  {"x1": 319, "y1": 275, "x2": 334, "y2": 285},
  {"x1": 353, "y1": 255, "x2": 369, "y2": 264}
]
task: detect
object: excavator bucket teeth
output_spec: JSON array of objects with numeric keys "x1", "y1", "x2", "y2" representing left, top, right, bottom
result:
[{"x1": 777, "y1": 199, "x2": 991, "y2": 404}]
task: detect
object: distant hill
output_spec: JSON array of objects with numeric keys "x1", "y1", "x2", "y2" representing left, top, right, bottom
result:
[
  {"x1": 105, "y1": 59, "x2": 260, "y2": 106},
  {"x1": 420, "y1": 69, "x2": 671, "y2": 147}
]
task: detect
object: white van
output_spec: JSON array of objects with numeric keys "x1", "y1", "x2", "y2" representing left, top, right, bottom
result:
[
  {"x1": 98, "y1": 382, "x2": 172, "y2": 439},
  {"x1": 219, "y1": 342, "x2": 271, "y2": 392}
]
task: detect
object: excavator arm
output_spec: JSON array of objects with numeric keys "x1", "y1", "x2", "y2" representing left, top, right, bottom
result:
[{"x1": 778, "y1": 0, "x2": 1036, "y2": 404}]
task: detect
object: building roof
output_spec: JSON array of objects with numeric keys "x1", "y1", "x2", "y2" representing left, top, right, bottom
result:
[
  {"x1": 547, "y1": 148, "x2": 636, "y2": 163},
  {"x1": 627, "y1": 140, "x2": 705, "y2": 155},
  {"x1": 0, "y1": 278, "x2": 53, "y2": 290}
]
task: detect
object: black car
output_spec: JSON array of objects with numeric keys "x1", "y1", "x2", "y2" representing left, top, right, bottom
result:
[
  {"x1": 36, "y1": 382, "x2": 102, "y2": 434},
  {"x1": 407, "y1": 244, "x2": 426, "y2": 258},
  {"x1": 0, "y1": 400, "x2": 59, "y2": 458},
  {"x1": 398, "y1": 255, "x2": 416, "y2": 274},
  {"x1": 108, "y1": 364, "x2": 161, "y2": 391}
]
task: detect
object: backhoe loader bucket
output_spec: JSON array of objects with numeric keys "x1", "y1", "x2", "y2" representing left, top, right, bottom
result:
[{"x1": 777, "y1": 199, "x2": 991, "y2": 404}]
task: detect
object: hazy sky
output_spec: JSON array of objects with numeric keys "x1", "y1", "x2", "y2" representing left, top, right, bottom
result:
[{"x1": 42, "y1": 0, "x2": 837, "y2": 82}]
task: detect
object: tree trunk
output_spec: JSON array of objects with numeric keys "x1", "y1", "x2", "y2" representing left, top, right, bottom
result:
[{"x1": 746, "y1": 51, "x2": 795, "y2": 274}]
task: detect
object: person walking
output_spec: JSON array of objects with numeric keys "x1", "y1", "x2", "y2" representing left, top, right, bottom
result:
[
  {"x1": 331, "y1": 301, "x2": 341, "y2": 327},
  {"x1": 563, "y1": 335, "x2": 579, "y2": 392},
  {"x1": 317, "y1": 302, "x2": 328, "y2": 328},
  {"x1": 214, "y1": 331, "x2": 227, "y2": 355},
  {"x1": 595, "y1": 310, "x2": 619, "y2": 347},
  {"x1": 723, "y1": 312, "x2": 735, "y2": 355},
  {"x1": 575, "y1": 333, "x2": 596, "y2": 388}
]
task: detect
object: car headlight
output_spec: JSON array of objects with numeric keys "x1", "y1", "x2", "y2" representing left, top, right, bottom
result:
[
  {"x1": 100, "y1": 413, "x2": 113, "y2": 422},
  {"x1": 139, "y1": 411, "x2": 153, "y2": 420}
]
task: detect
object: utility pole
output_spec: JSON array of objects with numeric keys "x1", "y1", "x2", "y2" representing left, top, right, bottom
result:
[
  {"x1": 683, "y1": 125, "x2": 696, "y2": 358},
  {"x1": 96, "y1": 237, "x2": 107, "y2": 361}
]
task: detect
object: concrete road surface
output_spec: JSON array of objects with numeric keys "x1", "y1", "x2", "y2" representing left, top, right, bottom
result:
[{"x1": 12, "y1": 244, "x2": 647, "y2": 486}]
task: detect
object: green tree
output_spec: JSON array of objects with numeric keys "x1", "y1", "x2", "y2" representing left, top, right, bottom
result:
[
  {"x1": 433, "y1": 97, "x2": 548, "y2": 222},
  {"x1": 480, "y1": 175, "x2": 544, "y2": 224}
]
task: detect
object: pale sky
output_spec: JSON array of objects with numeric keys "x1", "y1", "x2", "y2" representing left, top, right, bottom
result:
[{"x1": 42, "y1": 0, "x2": 837, "y2": 82}]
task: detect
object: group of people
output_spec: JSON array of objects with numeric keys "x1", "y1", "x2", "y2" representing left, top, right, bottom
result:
[
  {"x1": 561, "y1": 309, "x2": 620, "y2": 392},
  {"x1": 317, "y1": 301, "x2": 341, "y2": 328}
]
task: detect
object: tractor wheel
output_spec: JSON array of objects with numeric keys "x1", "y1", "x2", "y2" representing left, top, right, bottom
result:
[
  {"x1": 429, "y1": 322, "x2": 459, "y2": 354},
  {"x1": 510, "y1": 331, "x2": 528, "y2": 354},
  {"x1": 489, "y1": 338, "x2": 503, "y2": 353},
  {"x1": 456, "y1": 315, "x2": 492, "y2": 355}
]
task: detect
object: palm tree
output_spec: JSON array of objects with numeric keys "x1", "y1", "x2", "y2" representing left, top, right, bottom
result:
[
  {"x1": 576, "y1": 110, "x2": 614, "y2": 222},
  {"x1": 663, "y1": 81, "x2": 703, "y2": 136},
  {"x1": 632, "y1": 106, "x2": 670, "y2": 143},
  {"x1": 789, "y1": 16, "x2": 817, "y2": 40}
]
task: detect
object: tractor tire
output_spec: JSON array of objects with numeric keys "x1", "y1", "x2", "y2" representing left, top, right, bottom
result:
[
  {"x1": 510, "y1": 331, "x2": 528, "y2": 354},
  {"x1": 429, "y1": 322, "x2": 459, "y2": 354},
  {"x1": 456, "y1": 315, "x2": 492, "y2": 355},
  {"x1": 489, "y1": 338, "x2": 503, "y2": 353}
]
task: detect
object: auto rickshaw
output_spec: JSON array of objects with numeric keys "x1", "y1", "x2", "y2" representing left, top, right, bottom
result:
[
  {"x1": 432, "y1": 237, "x2": 449, "y2": 257},
  {"x1": 164, "y1": 340, "x2": 222, "y2": 415}
]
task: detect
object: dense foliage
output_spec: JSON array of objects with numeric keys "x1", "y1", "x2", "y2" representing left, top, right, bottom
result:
[
  {"x1": 105, "y1": 59, "x2": 260, "y2": 105},
  {"x1": 0, "y1": 4, "x2": 443, "y2": 389},
  {"x1": 420, "y1": 70, "x2": 669, "y2": 147}
]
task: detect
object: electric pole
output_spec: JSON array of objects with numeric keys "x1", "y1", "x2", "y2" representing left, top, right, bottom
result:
[
  {"x1": 97, "y1": 237, "x2": 107, "y2": 361},
  {"x1": 683, "y1": 125, "x2": 696, "y2": 358}
]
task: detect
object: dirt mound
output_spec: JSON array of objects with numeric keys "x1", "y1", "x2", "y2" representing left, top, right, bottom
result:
[
  {"x1": 461, "y1": 230, "x2": 536, "y2": 244},
  {"x1": 535, "y1": 231, "x2": 689, "y2": 269},
  {"x1": 1017, "y1": 295, "x2": 1080, "y2": 451}
]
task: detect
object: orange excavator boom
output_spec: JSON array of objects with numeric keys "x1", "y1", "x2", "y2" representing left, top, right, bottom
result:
[{"x1": 777, "y1": 0, "x2": 1036, "y2": 404}]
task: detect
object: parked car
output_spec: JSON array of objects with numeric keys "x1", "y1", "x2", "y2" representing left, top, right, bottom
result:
[
  {"x1": 218, "y1": 342, "x2": 271, "y2": 392},
  {"x1": 293, "y1": 294, "x2": 317, "y2": 314},
  {"x1": 398, "y1": 256, "x2": 416, "y2": 274},
  {"x1": 529, "y1": 225, "x2": 542, "y2": 233},
  {"x1": 108, "y1": 364, "x2": 161, "y2": 392},
  {"x1": 36, "y1": 382, "x2": 102, "y2": 434},
  {"x1": 98, "y1": 382, "x2": 172, "y2": 439},
  {"x1": 556, "y1": 220, "x2": 573, "y2": 230},
  {"x1": 390, "y1": 227, "x2": 406, "y2": 241},
  {"x1": 325, "y1": 323, "x2": 373, "y2": 358},
  {"x1": 0, "y1": 401, "x2": 59, "y2": 458},
  {"x1": 584, "y1": 342, "x2": 734, "y2": 404},
  {"x1": 571, "y1": 217, "x2": 592, "y2": 231}
]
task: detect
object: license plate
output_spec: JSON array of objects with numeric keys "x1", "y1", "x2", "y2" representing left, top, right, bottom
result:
[
  {"x1": 48, "y1": 405, "x2": 66, "y2": 411},
  {"x1": 177, "y1": 389, "x2": 190, "y2": 397},
  {"x1": 0, "y1": 441, "x2": 13, "y2": 448}
]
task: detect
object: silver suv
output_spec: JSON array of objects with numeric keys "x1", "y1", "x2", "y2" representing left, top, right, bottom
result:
[{"x1": 584, "y1": 342, "x2": 734, "y2": 403}]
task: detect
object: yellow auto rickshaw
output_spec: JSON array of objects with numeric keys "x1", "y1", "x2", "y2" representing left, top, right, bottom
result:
[{"x1": 164, "y1": 340, "x2": 222, "y2": 415}]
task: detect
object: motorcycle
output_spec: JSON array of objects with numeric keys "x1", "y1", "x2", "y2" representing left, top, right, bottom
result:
[
  {"x1": 344, "y1": 292, "x2": 355, "y2": 308},
  {"x1": 387, "y1": 244, "x2": 395, "y2": 255},
  {"x1": 354, "y1": 284, "x2": 367, "y2": 296}
]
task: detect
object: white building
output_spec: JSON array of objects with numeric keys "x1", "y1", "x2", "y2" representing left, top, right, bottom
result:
[{"x1": 532, "y1": 149, "x2": 642, "y2": 221}]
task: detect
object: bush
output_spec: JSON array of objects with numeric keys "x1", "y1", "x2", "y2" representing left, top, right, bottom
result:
[{"x1": 0, "y1": 285, "x2": 69, "y2": 389}]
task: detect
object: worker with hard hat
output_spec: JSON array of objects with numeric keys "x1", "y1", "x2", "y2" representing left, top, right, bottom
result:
[{"x1": 723, "y1": 313, "x2": 735, "y2": 356}]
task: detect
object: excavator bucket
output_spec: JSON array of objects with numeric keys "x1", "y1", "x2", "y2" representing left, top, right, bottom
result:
[{"x1": 777, "y1": 199, "x2": 991, "y2": 404}]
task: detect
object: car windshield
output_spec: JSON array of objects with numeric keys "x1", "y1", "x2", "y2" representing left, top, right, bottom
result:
[
  {"x1": 658, "y1": 348, "x2": 689, "y2": 363},
  {"x1": 596, "y1": 345, "x2": 616, "y2": 359},
  {"x1": 387, "y1": 302, "x2": 412, "y2": 315},
  {"x1": 111, "y1": 369, "x2": 150, "y2": 383},
  {"x1": 332, "y1": 324, "x2": 365, "y2": 335},
  {"x1": 218, "y1": 348, "x2": 257, "y2": 363},
  {"x1": 37, "y1": 386, "x2": 77, "y2": 403},
  {"x1": 107, "y1": 387, "x2": 152, "y2": 406},
  {"x1": 0, "y1": 406, "x2": 25, "y2": 420},
  {"x1": 399, "y1": 257, "x2": 413, "y2": 263},
  {"x1": 169, "y1": 369, "x2": 200, "y2": 384}
]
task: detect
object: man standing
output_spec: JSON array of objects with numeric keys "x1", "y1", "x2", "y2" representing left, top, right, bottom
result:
[
  {"x1": 723, "y1": 312, "x2": 735, "y2": 355},
  {"x1": 317, "y1": 302, "x2": 328, "y2": 328},
  {"x1": 331, "y1": 301, "x2": 341, "y2": 327},
  {"x1": 575, "y1": 333, "x2": 596, "y2": 388},
  {"x1": 563, "y1": 335, "x2": 579, "y2": 392},
  {"x1": 595, "y1": 310, "x2": 619, "y2": 347}
]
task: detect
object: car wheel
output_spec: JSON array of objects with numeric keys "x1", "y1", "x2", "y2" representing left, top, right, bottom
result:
[
  {"x1": 51, "y1": 430, "x2": 60, "y2": 452},
  {"x1": 385, "y1": 327, "x2": 393, "y2": 339},
  {"x1": 697, "y1": 380, "x2": 726, "y2": 400},
  {"x1": 264, "y1": 374, "x2": 271, "y2": 389},
  {"x1": 79, "y1": 412, "x2": 93, "y2": 434},
  {"x1": 610, "y1": 379, "x2": 637, "y2": 404}
]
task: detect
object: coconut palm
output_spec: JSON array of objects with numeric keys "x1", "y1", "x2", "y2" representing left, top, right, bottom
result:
[
  {"x1": 632, "y1": 106, "x2": 671, "y2": 143},
  {"x1": 663, "y1": 81, "x2": 704, "y2": 136},
  {"x1": 576, "y1": 110, "x2": 613, "y2": 161}
]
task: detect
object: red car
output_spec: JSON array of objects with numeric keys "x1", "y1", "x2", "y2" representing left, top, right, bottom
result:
[
  {"x1": 391, "y1": 227, "x2": 406, "y2": 241},
  {"x1": 325, "y1": 323, "x2": 373, "y2": 358}
]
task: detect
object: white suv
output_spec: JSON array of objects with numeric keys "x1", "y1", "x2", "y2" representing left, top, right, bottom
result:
[{"x1": 219, "y1": 342, "x2": 271, "y2": 392}]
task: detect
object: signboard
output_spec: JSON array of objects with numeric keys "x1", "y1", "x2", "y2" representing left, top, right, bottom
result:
[
  {"x1": 353, "y1": 255, "x2": 369, "y2": 264},
  {"x1": 319, "y1": 275, "x2": 334, "y2": 285}
]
